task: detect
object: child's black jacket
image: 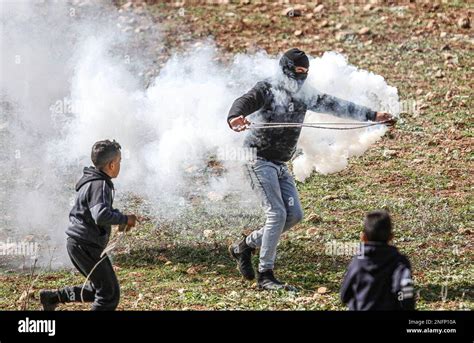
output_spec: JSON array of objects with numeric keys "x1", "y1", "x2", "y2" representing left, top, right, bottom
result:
[
  {"x1": 66, "y1": 166, "x2": 128, "y2": 249},
  {"x1": 341, "y1": 242, "x2": 415, "y2": 310}
]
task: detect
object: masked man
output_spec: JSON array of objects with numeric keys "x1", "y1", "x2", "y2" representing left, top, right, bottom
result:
[{"x1": 227, "y1": 48, "x2": 394, "y2": 290}]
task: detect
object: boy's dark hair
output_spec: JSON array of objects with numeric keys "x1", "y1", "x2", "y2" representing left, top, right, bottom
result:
[
  {"x1": 364, "y1": 210, "x2": 392, "y2": 242},
  {"x1": 91, "y1": 139, "x2": 121, "y2": 169}
]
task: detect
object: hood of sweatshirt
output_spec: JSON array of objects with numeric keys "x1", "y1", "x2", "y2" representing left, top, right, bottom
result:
[
  {"x1": 359, "y1": 242, "x2": 401, "y2": 274},
  {"x1": 75, "y1": 166, "x2": 114, "y2": 192}
]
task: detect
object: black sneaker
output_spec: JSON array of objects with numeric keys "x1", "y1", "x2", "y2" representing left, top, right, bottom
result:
[
  {"x1": 257, "y1": 270, "x2": 297, "y2": 292},
  {"x1": 39, "y1": 290, "x2": 60, "y2": 311},
  {"x1": 228, "y1": 235, "x2": 256, "y2": 280}
]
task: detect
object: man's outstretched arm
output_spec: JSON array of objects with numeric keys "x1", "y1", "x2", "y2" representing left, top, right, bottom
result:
[{"x1": 306, "y1": 91, "x2": 394, "y2": 123}]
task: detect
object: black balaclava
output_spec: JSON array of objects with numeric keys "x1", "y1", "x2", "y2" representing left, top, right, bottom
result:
[{"x1": 279, "y1": 48, "x2": 309, "y2": 88}]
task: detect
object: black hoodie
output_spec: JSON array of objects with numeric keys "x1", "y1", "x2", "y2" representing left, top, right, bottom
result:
[
  {"x1": 66, "y1": 166, "x2": 128, "y2": 249},
  {"x1": 340, "y1": 242, "x2": 415, "y2": 311}
]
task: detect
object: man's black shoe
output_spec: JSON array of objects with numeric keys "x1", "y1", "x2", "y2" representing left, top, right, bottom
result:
[
  {"x1": 229, "y1": 235, "x2": 256, "y2": 280},
  {"x1": 258, "y1": 270, "x2": 297, "y2": 291}
]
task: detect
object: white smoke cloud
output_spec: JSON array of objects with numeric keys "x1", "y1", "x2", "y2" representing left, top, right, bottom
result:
[
  {"x1": 0, "y1": 0, "x2": 164, "y2": 267},
  {"x1": 293, "y1": 52, "x2": 399, "y2": 180},
  {"x1": 0, "y1": 1, "x2": 398, "y2": 268}
]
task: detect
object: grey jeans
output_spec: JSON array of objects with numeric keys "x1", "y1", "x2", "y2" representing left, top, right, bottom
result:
[{"x1": 245, "y1": 157, "x2": 304, "y2": 272}]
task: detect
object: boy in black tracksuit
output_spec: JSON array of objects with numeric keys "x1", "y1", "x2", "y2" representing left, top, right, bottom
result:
[
  {"x1": 340, "y1": 210, "x2": 415, "y2": 310},
  {"x1": 39, "y1": 140, "x2": 137, "y2": 311}
]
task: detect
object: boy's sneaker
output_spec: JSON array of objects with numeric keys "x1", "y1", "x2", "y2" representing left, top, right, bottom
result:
[
  {"x1": 228, "y1": 235, "x2": 256, "y2": 280},
  {"x1": 39, "y1": 290, "x2": 60, "y2": 311},
  {"x1": 257, "y1": 270, "x2": 297, "y2": 292}
]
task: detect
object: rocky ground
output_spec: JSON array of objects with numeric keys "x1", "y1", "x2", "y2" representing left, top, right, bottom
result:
[{"x1": 0, "y1": 1, "x2": 472, "y2": 310}]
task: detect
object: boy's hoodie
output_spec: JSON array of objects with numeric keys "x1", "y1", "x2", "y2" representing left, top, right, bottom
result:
[
  {"x1": 66, "y1": 166, "x2": 128, "y2": 249},
  {"x1": 340, "y1": 242, "x2": 415, "y2": 311}
]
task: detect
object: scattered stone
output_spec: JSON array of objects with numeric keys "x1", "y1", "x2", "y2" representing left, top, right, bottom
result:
[
  {"x1": 317, "y1": 287, "x2": 329, "y2": 294},
  {"x1": 425, "y1": 91, "x2": 435, "y2": 100},
  {"x1": 294, "y1": 30, "x2": 303, "y2": 36},
  {"x1": 445, "y1": 90, "x2": 453, "y2": 101},
  {"x1": 282, "y1": 7, "x2": 301, "y2": 17},
  {"x1": 358, "y1": 27, "x2": 371, "y2": 35},
  {"x1": 242, "y1": 17, "x2": 252, "y2": 26},
  {"x1": 443, "y1": 53, "x2": 457, "y2": 64},
  {"x1": 426, "y1": 20, "x2": 436, "y2": 30},
  {"x1": 322, "y1": 194, "x2": 342, "y2": 201},
  {"x1": 383, "y1": 149, "x2": 398, "y2": 158},
  {"x1": 457, "y1": 16, "x2": 470, "y2": 29},
  {"x1": 313, "y1": 4, "x2": 325, "y2": 13},
  {"x1": 338, "y1": 5, "x2": 348, "y2": 13},
  {"x1": 306, "y1": 213, "x2": 322, "y2": 224},
  {"x1": 203, "y1": 229, "x2": 215, "y2": 239},
  {"x1": 335, "y1": 31, "x2": 354, "y2": 42},
  {"x1": 319, "y1": 20, "x2": 329, "y2": 28},
  {"x1": 458, "y1": 228, "x2": 471, "y2": 235},
  {"x1": 186, "y1": 266, "x2": 199, "y2": 275},
  {"x1": 420, "y1": 104, "x2": 429, "y2": 111}
]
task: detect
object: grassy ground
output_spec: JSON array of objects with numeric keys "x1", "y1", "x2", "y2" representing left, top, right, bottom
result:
[{"x1": 0, "y1": 1, "x2": 472, "y2": 310}]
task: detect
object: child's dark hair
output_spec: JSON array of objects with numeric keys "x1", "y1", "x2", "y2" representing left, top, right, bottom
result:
[
  {"x1": 364, "y1": 210, "x2": 392, "y2": 242},
  {"x1": 91, "y1": 139, "x2": 121, "y2": 169}
]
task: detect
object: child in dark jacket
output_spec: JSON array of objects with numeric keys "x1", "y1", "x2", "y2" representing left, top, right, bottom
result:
[
  {"x1": 340, "y1": 210, "x2": 415, "y2": 310},
  {"x1": 39, "y1": 140, "x2": 137, "y2": 311}
]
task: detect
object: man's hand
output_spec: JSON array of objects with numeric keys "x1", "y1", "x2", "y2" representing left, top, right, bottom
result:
[
  {"x1": 229, "y1": 115, "x2": 250, "y2": 132},
  {"x1": 375, "y1": 112, "x2": 396, "y2": 126}
]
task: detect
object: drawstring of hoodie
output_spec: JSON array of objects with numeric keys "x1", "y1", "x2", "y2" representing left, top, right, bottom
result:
[{"x1": 248, "y1": 120, "x2": 392, "y2": 131}]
